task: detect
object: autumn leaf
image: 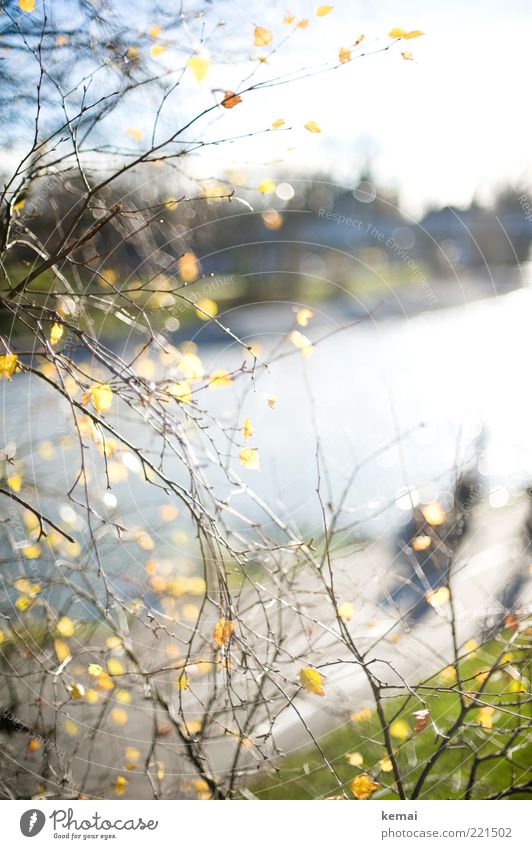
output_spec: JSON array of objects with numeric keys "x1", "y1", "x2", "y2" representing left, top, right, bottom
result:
[
  {"x1": 54, "y1": 639, "x2": 71, "y2": 663},
  {"x1": 401, "y1": 51, "x2": 414, "y2": 60},
  {"x1": 209, "y1": 369, "x2": 233, "y2": 389},
  {"x1": 267, "y1": 395, "x2": 277, "y2": 409},
  {"x1": 339, "y1": 47, "x2": 351, "y2": 64},
  {"x1": 440, "y1": 664, "x2": 457, "y2": 683},
  {"x1": 295, "y1": 307, "x2": 314, "y2": 326},
  {"x1": 88, "y1": 663, "x2": 103, "y2": 678},
  {"x1": 413, "y1": 708, "x2": 430, "y2": 733},
  {"x1": 221, "y1": 91, "x2": 242, "y2": 109},
  {"x1": 411, "y1": 534, "x2": 431, "y2": 551},
  {"x1": 389, "y1": 27, "x2": 424, "y2": 40},
  {"x1": 111, "y1": 707, "x2": 128, "y2": 725},
  {"x1": 67, "y1": 682, "x2": 85, "y2": 700},
  {"x1": 258, "y1": 178, "x2": 275, "y2": 194},
  {"x1": 50, "y1": 323, "x2": 63, "y2": 346},
  {"x1": 297, "y1": 19, "x2": 309, "y2": 29},
  {"x1": 477, "y1": 705, "x2": 495, "y2": 730},
  {"x1": 289, "y1": 329, "x2": 313, "y2": 357},
  {"x1": 404, "y1": 30, "x2": 424, "y2": 39},
  {"x1": 56, "y1": 616, "x2": 75, "y2": 637},
  {"x1": 213, "y1": 618, "x2": 235, "y2": 647},
  {"x1": 195, "y1": 297, "x2": 218, "y2": 320},
  {"x1": 389, "y1": 719, "x2": 410, "y2": 740},
  {"x1": 113, "y1": 775, "x2": 128, "y2": 795},
  {"x1": 242, "y1": 417, "x2": 254, "y2": 440},
  {"x1": 177, "y1": 671, "x2": 187, "y2": 690},
  {"x1": 316, "y1": 6, "x2": 333, "y2": 16},
  {"x1": 421, "y1": 501, "x2": 446, "y2": 525},
  {"x1": 178, "y1": 251, "x2": 200, "y2": 282},
  {"x1": 254, "y1": 26, "x2": 273, "y2": 47},
  {"x1": 351, "y1": 773, "x2": 379, "y2": 799},
  {"x1": 150, "y1": 44, "x2": 166, "y2": 58},
  {"x1": 337, "y1": 601, "x2": 354, "y2": 621},
  {"x1": 351, "y1": 707, "x2": 372, "y2": 722},
  {"x1": 353, "y1": 34, "x2": 365, "y2": 46},
  {"x1": 0, "y1": 354, "x2": 18, "y2": 380},
  {"x1": 125, "y1": 127, "x2": 143, "y2": 141},
  {"x1": 426, "y1": 586, "x2": 450, "y2": 607},
  {"x1": 299, "y1": 667, "x2": 325, "y2": 696},
  {"x1": 345, "y1": 751, "x2": 363, "y2": 766},
  {"x1": 379, "y1": 757, "x2": 393, "y2": 773},
  {"x1": 85, "y1": 383, "x2": 113, "y2": 413},
  {"x1": 170, "y1": 381, "x2": 192, "y2": 404},
  {"x1": 18, "y1": 0, "x2": 35, "y2": 11},
  {"x1": 107, "y1": 658, "x2": 125, "y2": 676},
  {"x1": 272, "y1": 118, "x2": 285, "y2": 129},
  {"x1": 283, "y1": 15, "x2": 295, "y2": 25},
  {"x1": 304, "y1": 120, "x2": 321, "y2": 133},
  {"x1": 239, "y1": 447, "x2": 260, "y2": 470},
  {"x1": 187, "y1": 55, "x2": 210, "y2": 82}
]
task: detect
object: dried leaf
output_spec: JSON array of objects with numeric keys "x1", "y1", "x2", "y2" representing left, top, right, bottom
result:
[
  {"x1": 351, "y1": 773, "x2": 379, "y2": 799},
  {"x1": 339, "y1": 47, "x2": 351, "y2": 64},
  {"x1": 213, "y1": 618, "x2": 235, "y2": 647},
  {"x1": 413, "y1": 708, "x2": 430, "y2": 733},
  {"x1": 221, "y1": 91, "x2": 242, "y2": 109}
]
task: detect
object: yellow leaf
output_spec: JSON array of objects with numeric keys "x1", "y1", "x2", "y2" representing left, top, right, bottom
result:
[
  {"x1": 116, "y1": 689, "x2": 133, "y2": 704},
  {"x1": 316, "y1": 5, "x2": 333, "y2": 16},
  {"x1": 254, "y1": 26, "x2": 273, "y2": 47},
  {"x1": 242, "y1": 417, "x2": 254, "y2": 440},
  {"x1": 113, "y1": 775, "x2": 128, "y2": 795},
  {"x1": 125, "y1": 747, "x2": 140, "y2": 763},
  {"x1": 177, "y1": 671, "x2": 188, "y2": 690},
  {"x1": 304, "y1": 120, "x2": 321, "y2": 133},
  {"x1": 15, "y1": 595, "x2": 31, "y2": 611},
  {"x1": 351, "y1": 773, "x2": 379, "y2": 799},
  {"x1": 477, "y1": 705, "x2": 495, "y2": 730},
  {"x1": 64, "y1": 719, "x2": 78, "y2": 737},
  {"x1": 87, "y1": 383, "x2": 113, "y2": 413},
  {"x1": 0, "y1": 354, "x2": 18, "y2": 380},
  {"x1": 296, "y1": 307, "x2": 314, "y2": 326},
  {"x1": 411, "y1": 534, "x2": 431, "y2": 551},
  {"x1": 440, "y1": 664, "x2": 457, "y2": 683},
  {"x1": 195, "y1": 297, "x2": 218, "y2": 320},
  {"x1": 178, "y1": 251, "x2": 200, "y2": 282},
  {"x1": 267, "y1": 395, "x2": 277, "y2": 409},
  {"x1": 289, "y1": 329, "x2": 313, "y2": 358},
  {"x1": 338, "y1": 602, "x2": 354, "y2": 621},
  {"x1": 150, "y1": 44, "x2": 166, "y2": 58},
  {"x1": 28, "y1": 738, "x2": 41, "y2": 752},
  {"x1": 351, "y1": 707, "x2": 372, "y2": 722},
  {"x1": 379, "y1": 757, "x2": 393, "y2": 773},
  {"x1": 297, "y1": 19, "x2": 309, "y2": 29},
  {"x1": 388, "y1": 27, "x2": 407, "y2": 38},
  {"x1": 463, "y1": 639, "x2": 478, "y2": 654},
  {"x1": 7, "y1": 473, "x2": 23, "y2": 492},
  {"x1": 86, "y1": 689, "x2": 99, "y2": 704},
  {"x1": 97, "y1": 671, "x2": 115, "y2": 691},
  {"x1": 67, "y1": 682, "x2": 85, "y2": 700},
  {"x1": 107, "y1": 658, "x2": 125, "y2": 676},
  {"x1": 339, "y1": 47, "x2": 351, "y2": 64},
  {"x1": 55, "y1": 35, "x2": 68, "y2": 47},
  {"x1": 221, "y1": 90, "x2": 242, "y2": 109},
  {"x1": 169, "y1": 380, "x2": 192, "y2": 404},
  {"x1": 353, "y1": 34, "x2": 365, "y2": 46},
  {"x1": 389, "y1": 719, "x2": 410, "y2": 740},
  {"x1": 426, "y1": 586, "x2": 450, "y2": 607},
  {"x1": 401, "y1": 51, "x2": 414, "y2": 60},
  {"x1": 258, "y1": 178, "x2": 275, "y2": 194},
  {"x1": 299, "y1": 667, "x2": 325, "y2": 696},
  {"x1": 187, "y1": 55, "x2": 210, "y2": 82},
  {"x1": 107, "y1": 635, "x2": 122, "y2": 649},
  {"x1": 213, "y1": 618, "x2": 235, "y2": 647},
  {"x1": 56, "y1": 616, "x2": 75, "y2": 638},
  {"x1": 209, "y1": 369, "x2": 233, "y2": 389},
  {"x1": 421, "y1": 501, "x2": 446, "y2": 526},
  {"x1": 50, "y1": 323, "x2": 63, "y2": 346},
  {"x1": 54, "y1": 639, "x2": 71, "y2": 663},
  {"x1": 283, "y1": 15, "x2": 295, "y2": 25},
  {"x1": 18, "y1": 0, "x2": 35, "y2": 11},
  {"x1": 239, "y1": 447, "x2": 260, "y2": 470},
  {"x1": 345, "y1": 752, "x2": 363, "y2": 766},
  {"x1": 404, "y1": 30, "x2": 424, "y2": 39},
  {"x1": 148, "y1": 25, "x2": 161, "y2": 39},
  {"x1": 125, "y1": 127, "x2": 143, "y2": 142},
  {"x1": 272, "y1": 118, "x2": 285, "y2": 129},
  {"x1": 111, "y1": 707, "x2": 128, "y2": 726}
]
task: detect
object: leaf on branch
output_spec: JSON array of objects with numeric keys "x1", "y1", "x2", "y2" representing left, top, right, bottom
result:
[
  {"x1": 339, "y1": 47, "x2": 351, "y2": 64},
  {"x1": 353, "y1": 34, "x2": 365, "y2": 46},
  {"x1": 178, "y1": 251, "x2": 200, "y2": 282},
  {"x1": 258, "y1": 178, "x2": 276, "y2": 194},
  {"x1": 289, "y1": 330, "x2": 314, "y2": 357},
  {"x1": 239, "y1": 447, "x2": 260, "y2": 470},
  {"x1": 272, "y1": 118, "x2": 285, "y2": 129},
  {"x1": 351, "y1": 773, "x2": 379, "y2": 799},
  {"x1": 304, "y1": 120, "x2": 321, "y2": 133},
  {"x1": 379, "y1": 757, "x2": 393, "y2": 773},
  {"x1": 337, "y1": 601, "x2": 354, "y2": 621},
  {"x1": 412, "y1": 708, "x2": 430, "y2": 733},
  {"x1": 187, "y1": 55, "x2": 210, "y2": 82},
  {"x1": 221, "y1": 91, "x2": 242, "y2": 109},
  {"x1": 0, "y1": 354, "x2": 18, "y2": 380},
  {"x1": 297, "y1": 19, "x2": 309, "y2": 29},
  {"x1": 84, "y1": 383, "x2": 113, "y2": 413},
  {"x1": 50, "y1": 323, "x2": 63, "y2": 346},
  {"x1": 316, "y1": 6, "x2": 334, "y2": 16},
  {"x1": 242, "y1": 417, "x2": 254, "y2": 440},
  {"x1": 477, "y1": 705, "x2": 495, "y2": 730},
  {"x1": 213, "y1": 618, "x2": 235, "y2": 647},
  {"x1": 388, "y1": 28, "x2": 424, "y2": 40},
  {"x1": 299, "y1": 667, "x2": 325, "y2": 696},
  {"x1": 254, "y1": 26, "x2": 273, "y2": 47},
  {"x1": 411, "y1": 534, "x2": 431, "y2": 551},
  {"x1": 195, "y1": 297, "x2": 218, "y2": 320},
  {"x1": 209, "y1": 369, "x2": 233, "y2": 389}
]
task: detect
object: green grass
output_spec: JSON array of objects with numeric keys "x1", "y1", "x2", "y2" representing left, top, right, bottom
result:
[{"x1": 246, "y1": 629, "x2": 532, "y2": 800}]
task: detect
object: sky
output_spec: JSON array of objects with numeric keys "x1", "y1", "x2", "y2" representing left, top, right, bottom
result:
[{"x1": 172, "y1": 0, "x2": 532, "y2": 216}]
